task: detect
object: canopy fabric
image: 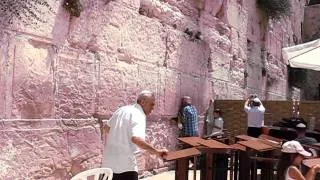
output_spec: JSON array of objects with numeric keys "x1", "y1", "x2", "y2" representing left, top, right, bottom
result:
[{"x1": 282, "y1": 39, "x2": 320, "y2": 71}]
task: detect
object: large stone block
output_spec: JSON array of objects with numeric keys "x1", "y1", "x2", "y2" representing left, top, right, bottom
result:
[
  {"x1": 55, "y1": 51, "x2": 96, "y2": 118},
  {"x1": 1, "y1": 0, "x2": 69, "y2": 40},
  {"x1": 9, "y1": 37, "x2": 54, "y2": 119},
  {"x1": 97, "y1": 59, "x2": 140, "y2": 116},
  {"x1": 212, "y1": 79, "x2": 244, "y2": 99},
  {"x1": 137, "y1": 64, "x2": 163, "y2": 116},
  {"x1": 165, "y1": 0, "x2": 199, "y2": 20},
  {"x1": 0, "y1": 32, "x2": 13, "y2": 118},
  {"x1": 163, "y1": 69, "x2": 181, "y2": 116},
  {"x1": 118, "y1": 15, "x2": 166, "y2": 65},
  {"x1": 166, "y1": 28, "x2": 210, "y2": 76},
  {"x1": 209, "y1": 49, "x2": 232, "y2": 81},
  {"x1": 143, "y1": 117, "x2": 179, "y2": 171},
  {"x1": 0, "y1": 119, "x2": 102, "y2": 180},
  {"x1": 194, "y1": 77, "x2": 213, "y2": 113},
  {"x1": 140, "y1": 0, "x2": 198, "y2": 32}
]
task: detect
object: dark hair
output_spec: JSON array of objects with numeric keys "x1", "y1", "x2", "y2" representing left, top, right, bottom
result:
[
  {"x1": 296, "y1": 127, "x2": 307, "y2": 134},
  {"x1": 214, "y1": 109, "x2": 221, "y2": 114},
  {"x1": 252, "y1": 101, "x2": 261, "y2": 107},
  {"x1": 277, "y1": 153, "x2": 298, "y2": 180}
]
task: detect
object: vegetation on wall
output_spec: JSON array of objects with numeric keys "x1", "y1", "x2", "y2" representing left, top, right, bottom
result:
[
  {"x1": 256, "y1": 0, "x2": 291, "y2": 20},
  {"x1": 0, "y1": 0, "x2": 53, "y2": 26},
  {"x1": 63, "y1": 0, "x2": 83, "y2": 17}
]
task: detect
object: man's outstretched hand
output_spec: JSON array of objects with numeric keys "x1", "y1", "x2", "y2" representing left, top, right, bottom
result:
[{"x1": 156, "y1": 149, "x2": 169, "y2": 159}]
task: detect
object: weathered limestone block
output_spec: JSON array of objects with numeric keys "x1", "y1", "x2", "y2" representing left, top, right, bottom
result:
[
  {"x1": 209, "y1": 49, "x2": 232, "y2": 81},
  {"x1": 119, "y1": 16, "x2": 166, "y2": 65},
  {"x1": 142, "y1": 117, "x2": 179, "y2": 171},
  {"x1": 303, "y1": 4, "x2": 320, "y2": 41},
  {"x1": 137, "y1": 64, "x2": 163, "y2": 116},
  {"x1": 0, "y1": 0, "x2": 69, "y2": 40},
  {"x1": 194, "y1": 77, "x2": 213, "y2": 111},
  {"x1": 139, "y1": 0, "x2": 198, "y2": 31},
  {"x1": 8, "y1": 37, "x2": 55, "y2": 119},
  {"x1": 163, "y1": 69, "x2": 181, "y2": 116},
  {"x1": 97, "y1": 59, "x2": 140, "y2": 116},
  {"x1": 55, "y1": 51, "x2": 96, "y2": 118},
  {"x1": 165, "y1": 28, "x2": 210, "y2": 76},
  {"x1": 212, "y1": 79, "x2": 245, "y2": 99},
  {"x1": 204, "y1": 0, "x2": 224, "y2": 17},
  {"x1": 164, "y1": 0, "x2": 199, "y2": 20},
  {"x1": 0, "y1": 119, "x2": 102, "y2": 180},
  {"x1": 200, "y1": 16, "x2": 232, "y2": 52}
]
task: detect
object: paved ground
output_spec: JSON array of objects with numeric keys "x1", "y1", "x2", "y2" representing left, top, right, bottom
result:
[
  {"x1": 140, "y1": 170, "x2": 262, "y2": 180},
  {"x1": 140, "y1": 170, "x2": 201, "y2": 180}
]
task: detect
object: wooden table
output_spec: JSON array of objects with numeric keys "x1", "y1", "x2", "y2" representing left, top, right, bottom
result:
[
  {"x1": 235, "y1": 136, "x2": 281, "y2": 180},
  {"x1": 178, "y1": 137, "x2": 205, "y2": 147},
  {"x1": 164, "y1": 148, "x2": 201, "y2": 180},
  {"x1": 235, "y1": 135, "x2": 258, "y2": 142},
  {"x1": 196, "y1": 140, "x2": 232, "y2": 180},
  {"x1": 177, "y1": 137, "x2": 232, "y2": 180}
]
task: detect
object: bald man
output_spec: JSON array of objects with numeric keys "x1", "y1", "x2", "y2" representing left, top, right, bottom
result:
[{"x1": 97, "y1": 91, "x2": 168, "y2": 180}]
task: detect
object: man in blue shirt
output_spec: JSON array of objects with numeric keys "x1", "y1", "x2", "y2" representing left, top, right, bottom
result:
[{"x1": 180, "y1": 96, "x2": 199, "y2": 137}]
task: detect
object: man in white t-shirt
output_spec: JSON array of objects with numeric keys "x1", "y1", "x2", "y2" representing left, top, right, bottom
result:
[
  {"x1": 96, "y1": 90, "x2": 168, "y2": 180},
  {"x1": 244, "y1": 95, "x2": 265, "y2": 138}
]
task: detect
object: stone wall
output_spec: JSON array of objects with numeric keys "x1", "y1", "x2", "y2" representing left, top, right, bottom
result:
[
  {"x1": 304, "y1": 4, "x2": 320, "y2": 42},
  {"x1": 0, "y1": 0, "x2": 307, "y2": 179},
  {"x1": 0, "y1": 119, "x2": 102, "y2": 180},
  {"x1": 300, "y1": 4, "x2": 320, "y2": 100}
]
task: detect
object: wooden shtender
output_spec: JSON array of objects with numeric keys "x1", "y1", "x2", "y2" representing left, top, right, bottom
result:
[
  {"x1": 198, "y1": 139, "x2": 230, "y2": 149},
  {"x1": 164, "y1": 148, "x2": 201, "y2": 180},
  {"x1": 177, "y1": 137, "x2": 205, "y2": 146},
  {"x1": 235, "y1": 135, "x2": 257, "y2": 141},
  {"x1": 230, "y1": 143, "x2": 246, "y2": 151},
  {"x1": 164, "y1": 148, "x2": 201, "y2": 161},
  {"x1": 238, "y1": 140, "x2": 276, "y2": 152}
]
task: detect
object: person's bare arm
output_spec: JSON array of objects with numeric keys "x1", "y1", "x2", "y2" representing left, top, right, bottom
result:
[
  {"x1": 244, "y1": 98, "x2": 251, "y2": 111},
  {"x1": 131, "y1": 136, "x2": 167, "y2": 157},
  {"x1": 103, "y1": 125, "x2": 110, "y2": 134},
  {"x1": 289, "y1": 165, "x2": 319, "y2": 180},
  {"x1": 289, "y1": 166, "x2": 307, "y2": 180},
  {"x1": 92, "y1": 113, "x2": 110, "y2": 132},
  {"x1": 305, "y1": 165, "x2": 320, "y2": 180}
]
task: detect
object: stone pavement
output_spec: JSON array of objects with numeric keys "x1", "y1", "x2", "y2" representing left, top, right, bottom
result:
[{"x1": 140, "y1": 170, "x2": 200, "y2": 180}]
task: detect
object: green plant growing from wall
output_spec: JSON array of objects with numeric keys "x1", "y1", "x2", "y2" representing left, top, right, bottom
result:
[
  {"x1": 63, "y1": 0, "x2": 83, "y2": 17},
  {"x1": 256, "y1": 0, "x2": 292, "y2": 20},
  {"x1": 0, "y1": 0, "x2": 53, "y2": 27}
]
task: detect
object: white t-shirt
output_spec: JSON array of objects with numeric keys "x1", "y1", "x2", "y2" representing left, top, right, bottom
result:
[
  {"x1": 244, "y1": 104, "x2": 265, "y2": 128},
  {"x1": 285, "y1": 166, "x2": 297, "y2": 180},
  {"x1": 212, "y1": 117, "x2": 224, "y2": 134},
  {"x1": 102, "y1": 104, "x2": 146, "y2": 173}
]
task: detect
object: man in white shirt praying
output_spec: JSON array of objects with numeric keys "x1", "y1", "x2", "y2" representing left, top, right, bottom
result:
[
  {"x1": 96, "y1": 90, "x2": 168, "y2": 180},
  {"x1": 244, "y1": 95, "x2": 265, "y2": 138}
]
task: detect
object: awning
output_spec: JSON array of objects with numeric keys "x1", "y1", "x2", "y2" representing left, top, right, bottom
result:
[{"x1": 282, "y1": 39, "x2": 320, "y2": 71}]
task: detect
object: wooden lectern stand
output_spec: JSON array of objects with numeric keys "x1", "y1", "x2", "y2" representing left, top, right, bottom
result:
[
  {"x1": 164, "y1": 147, "x2": 201, "y2": 180},
  {"x1": 178, "y1": 137, "x2": 233, "y2": 180},
  {"x1": 235, "y1": 135, "x2": 281, "y2": 180}
]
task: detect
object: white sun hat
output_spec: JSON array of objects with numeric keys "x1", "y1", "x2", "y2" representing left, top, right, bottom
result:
[
  {"x1": 252, "y1": 98, "x2": 260, "y2": 102},
  {"x1": 281, "y1": 140, "x2": 312, "y2": 157}
]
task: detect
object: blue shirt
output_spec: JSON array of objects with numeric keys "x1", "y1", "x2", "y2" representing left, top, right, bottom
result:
[{"x1": 182, "y1": 105, "x2": 199, "y2": 136}]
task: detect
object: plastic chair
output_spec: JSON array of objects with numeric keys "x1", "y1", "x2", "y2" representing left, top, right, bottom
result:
[{"x1": 70, "y1": 168, "x2": 113, "y2": 180}]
